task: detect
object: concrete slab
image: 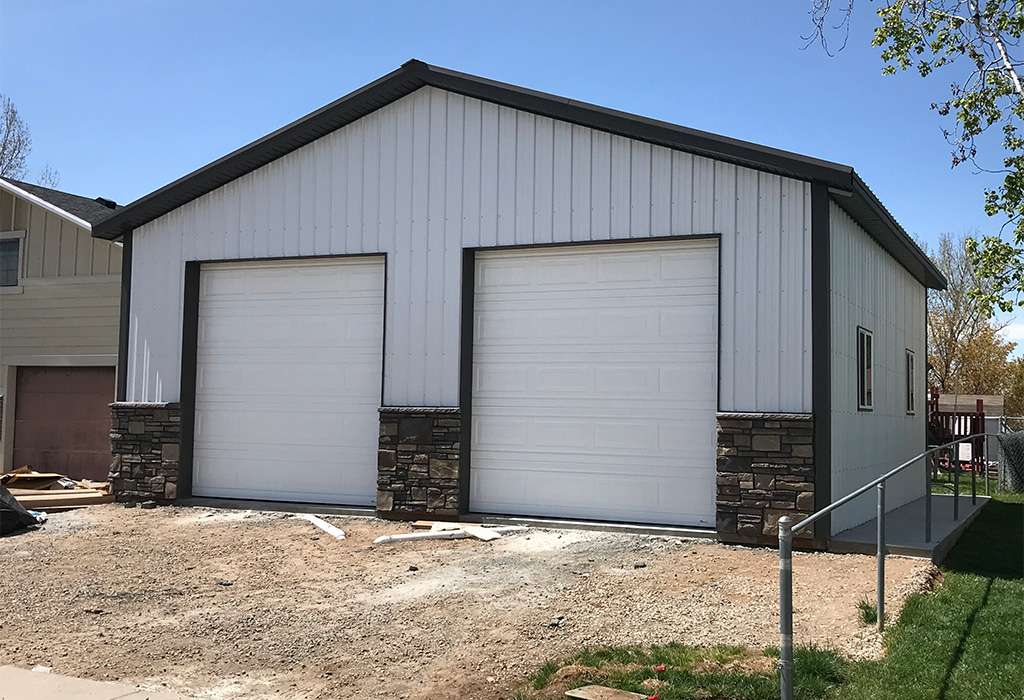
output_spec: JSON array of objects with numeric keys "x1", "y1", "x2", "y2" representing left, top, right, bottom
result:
[
  {"x1": 0, "y1": 666, "x2": 191, "y2": 700},
  {"x1": 829, "y1": 493, "x2": 989, "y2": 562}
]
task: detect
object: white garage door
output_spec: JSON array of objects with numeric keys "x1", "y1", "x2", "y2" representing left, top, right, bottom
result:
[
  {"x1": 192, "y1": 257, "x2": 384, "y2": 505},
  {"x1": 470, "y1": 239, "x2": 719, "y2": 526}
]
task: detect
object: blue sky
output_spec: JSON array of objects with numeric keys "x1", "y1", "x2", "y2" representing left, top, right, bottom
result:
[{"x1": 2, "y1": 0, "x2": 1021, "y2": 346}]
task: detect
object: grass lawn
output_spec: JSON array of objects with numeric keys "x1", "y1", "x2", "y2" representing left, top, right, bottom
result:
[
  {"x1": 930, "y1": 468, "x2": 997, "y2": 497},
  {"x1": 518, "y1": 493, "x2": 1024, "y2": 700},
  {"x1": 835, "y1": 492, "x2": 1024, "y2": 700}
]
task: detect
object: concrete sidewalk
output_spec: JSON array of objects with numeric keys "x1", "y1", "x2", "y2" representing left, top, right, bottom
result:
[
  {"x1": 0, "y1": 666, "x2": 191, "y2": 700},
  {"x1": 829, "y1": 493, "x2": 989, "y2": 562}
]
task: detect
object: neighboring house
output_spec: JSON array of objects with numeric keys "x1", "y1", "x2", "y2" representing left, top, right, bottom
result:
[
  {"x1": 0, "y1": 178, "x2": 121, "y2": 480},
  {"x1": 92, "y1": 61, "x2": 946, "y2": 544}
]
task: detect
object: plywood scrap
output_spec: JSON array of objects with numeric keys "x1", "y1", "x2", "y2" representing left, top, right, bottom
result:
[
  {"x1": 0, "y1": 472, "x2": 65, "y2": 490},
  {"x1": 461, "y1": 525, "x2": 502, "y2": 541},
  {"x1": 294, "y1": 513, "x2": 346, "y2": 540},
  {"x1": 373, "y1": 525, "x2": 525, "y2": 545}
]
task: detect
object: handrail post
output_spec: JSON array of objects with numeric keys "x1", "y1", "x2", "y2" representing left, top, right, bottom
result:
[
  {"x1": 971, "y1": 437, "x2": 977, "y2": 505},
  {"x1": 779, "y1": 516, "x2": 794, "y2": 700},
  {"x1": 925, "y1": 453, "x2": 932, "y2": 543},
  {"x1": 877, "y1": 481, "x2": 886, "y2": 633},
  {"x1": 954, "y1": 452, "x2": 960, "y2": 521}
]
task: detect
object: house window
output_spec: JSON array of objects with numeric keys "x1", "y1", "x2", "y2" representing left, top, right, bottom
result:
[
  {"x1": 906, "y1": 349, "x2": 916, "y2": 414},
  {"x1": 857, "y1": 327, "x2": 873, "y2": 410},
  {"x1": 0, "y1": 238, "x2": 20, "y2": 287}
]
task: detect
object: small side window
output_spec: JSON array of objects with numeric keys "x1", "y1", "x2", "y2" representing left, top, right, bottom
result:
[
  {"x1": 906, "y1": 349, "x2": 915, "y2": 414},
  {"x1": 857, "y1": 327, "x2": 873, "y2": 410},
  {"x1": 909, "y1": 347, "x2": 917, "y2": 413},
  {"x1": 0, "y1": 238, "x2": 20, "y2": 287}
]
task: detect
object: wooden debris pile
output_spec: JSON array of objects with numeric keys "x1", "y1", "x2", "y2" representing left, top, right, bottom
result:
[
  {"x1": 0, "y1": 466, "x2": 114, "y2": 512},
  {"x1": 373, "y1": 520, "x2": 526, "y2": 544}
]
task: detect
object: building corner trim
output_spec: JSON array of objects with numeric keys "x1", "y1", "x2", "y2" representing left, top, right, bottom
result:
[
  {"x1": 116, "y1": 232, "x2": 133, "y2": 401},
  {"x1": 811, "y1": 183, "x2": 832, "y2": 541}
]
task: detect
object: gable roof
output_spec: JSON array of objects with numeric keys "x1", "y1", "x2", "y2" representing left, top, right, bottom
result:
[
  {"x1": 2, "y1": 178, "x2": 118, "y2": 228},
  {"x1": 90, "y1": 59, "x2": 945, "y2": 289}
]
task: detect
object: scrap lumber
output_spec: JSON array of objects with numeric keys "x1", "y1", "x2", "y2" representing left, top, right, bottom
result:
[
  {"x1": 373, "y1": 525, "x2": 525, "y2": 544},
  {"x1": 294, "y1": 513, "x2": 346, "y2": 540},
  {"x1": 11, "y1": 490, "x2": 113, "y2": 511},
  {"x1": 413, "y1": 520, "x2": 482, "y2": 529}
]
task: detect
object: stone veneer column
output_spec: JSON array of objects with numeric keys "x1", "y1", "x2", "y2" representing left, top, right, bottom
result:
[
  {"x1": 716, "y1": 412, "x2": 816, "y2": 546},
  {"x1": 377, "y1": 407, "x2": 460, "y2": 519},
  {"x1": 108, "y1": 402, "x2": 181, "y2": 503}
]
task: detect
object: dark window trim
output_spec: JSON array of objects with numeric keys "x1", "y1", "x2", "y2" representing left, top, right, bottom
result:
[
  {"x1": 905, "y1": 348, "x2": 916, "y2": 415},
  {"x1": 0, "y1": 231, "x2": 26, "y2": 289},
  {"x1": 857, "y1": 326, "x2": 873, "y2": 411}
]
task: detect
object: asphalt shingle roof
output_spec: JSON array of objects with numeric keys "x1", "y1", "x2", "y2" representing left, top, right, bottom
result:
[{"x1": 4, "y1": 178, "x2": 118, "y2": 226}]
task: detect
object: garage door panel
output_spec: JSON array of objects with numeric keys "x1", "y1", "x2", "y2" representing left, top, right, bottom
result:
[
  {"x1": 192, "y1": 257, "x2": 383, "y2": 505},
  {"x1": 12, "y1": 366, "x2": 114, "y2": 480},
  {"x1": 470, "y1": 239, "x2": 718, "y2": 527}
]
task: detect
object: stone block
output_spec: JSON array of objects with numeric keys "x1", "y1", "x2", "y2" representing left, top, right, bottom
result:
[
  {"x1": 427, "y1": 490, "x2": 445, "y2": 509},
  {"x1": 164, "y1": 481, "x2": 178, "y2": 500},
  {"x1": 161, "y1": 442, "x2": 180, "y2": 462},
  {"x1": 716, "y1": 509, "x2": 737, "y2": 534},
  {"x1": 751, "y1": 435, "x2": 781, "y2": 452},
  {"x1": 796, "y1": 491, "x2": 815, "y2": 511},
  {"x1": 398, "y1": 416, "x2": 433, "y2": 444},
  {"x1": 429, "y1": 459, "x2": 459, "y2": 480},
  {"x1": 376, "y1": 490, "x2": 394, "y2": 511},
  {"x1": 717, "y1": 419, "x2": 753, "y2": 430},
  {"x1": 754, "y1": 474, "x2": 774, "y2": 490},
  {"x1": 751, "y1": 462, "x2": 788, "y2": 473},
  {"x1": 377, "y1": 449, "x2": 397, "y2": 469},
  {"x1": 128, "y1": 421, "x2": 145, "y2": 434},
  {"x1": 791, "y1": 444, "x2": 814, "y2": 459}
]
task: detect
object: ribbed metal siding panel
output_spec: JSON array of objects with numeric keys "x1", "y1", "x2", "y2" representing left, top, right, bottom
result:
[
  {"x1": 830, "y1": 201, "x2": 926, "y2": 535},
  {"x1": 128, "y1": 86, "x2": 813, "y2": 409}
]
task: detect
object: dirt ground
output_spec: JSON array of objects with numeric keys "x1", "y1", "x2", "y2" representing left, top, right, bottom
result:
[{"x1": 0, "y1": 504, "x2": 934, "y2": 700}]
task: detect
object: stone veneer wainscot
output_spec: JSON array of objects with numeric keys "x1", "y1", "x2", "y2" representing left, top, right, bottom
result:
[
  {"x1": 108, "y1": 402, "x2": 181, "y2": 503},
  {"x1": 716, "y1": 412, "x2": 816, "y2": 546},
  {"x1": 377, "y1": 407, "x2": 461, "y2": 519}
]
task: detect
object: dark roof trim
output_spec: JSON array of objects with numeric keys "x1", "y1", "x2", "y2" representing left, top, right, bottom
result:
[{"x1": 91, "y1": 60, "x2": 945, "y2": 289}]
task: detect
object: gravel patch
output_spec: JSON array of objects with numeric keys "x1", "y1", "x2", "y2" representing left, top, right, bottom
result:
[{"x1": 0, "y1": 504, "x2": 931, "y2": 699}]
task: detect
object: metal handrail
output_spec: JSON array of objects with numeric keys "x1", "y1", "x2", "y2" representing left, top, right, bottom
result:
[{"x1": 777, "y1": 431, "x2": 999, "y2": 700}]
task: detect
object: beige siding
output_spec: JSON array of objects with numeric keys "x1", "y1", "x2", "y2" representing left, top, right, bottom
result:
[
  {"x1": 0, "y1": 188, "x2": 123, "y2": 471},
  {"x1": 0, "y1": 190, "x2": 121, "y2": 279}
]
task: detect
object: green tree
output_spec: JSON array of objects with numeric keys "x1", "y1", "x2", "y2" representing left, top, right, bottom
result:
[
  {"x1": 810, "y1": 1, "x2": 1024, "y2": 313},
  {"x1": 925, "y1": 232, "x2": 1016, "y2": 393}
]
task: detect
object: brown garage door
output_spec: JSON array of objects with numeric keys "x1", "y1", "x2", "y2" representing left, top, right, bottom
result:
[{"x1": 13, "y1": 366, "x2": 115, "y2": 481}]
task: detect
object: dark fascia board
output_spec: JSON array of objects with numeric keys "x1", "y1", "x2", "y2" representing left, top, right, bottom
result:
[{"x1": 91, "y1": 59, "x2": 945, "y2": 289}]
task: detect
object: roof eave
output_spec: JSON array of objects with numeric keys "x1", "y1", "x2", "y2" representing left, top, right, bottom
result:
[{"x1": 90, "y1": 60, "x2": 946, "y2": 292}]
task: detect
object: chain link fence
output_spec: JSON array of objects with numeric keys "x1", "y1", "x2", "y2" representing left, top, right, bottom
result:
[{"x1": 998, "y1": 429, "x2": 1024, "y2": 493}]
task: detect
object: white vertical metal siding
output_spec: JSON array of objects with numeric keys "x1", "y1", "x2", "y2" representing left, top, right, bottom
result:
[
  {"x1": 830, "y1": 202, "x2": 927, "y2": 535},
  {"x1": 128, "y1": 86, "x2": 812, "y2": 410}
]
